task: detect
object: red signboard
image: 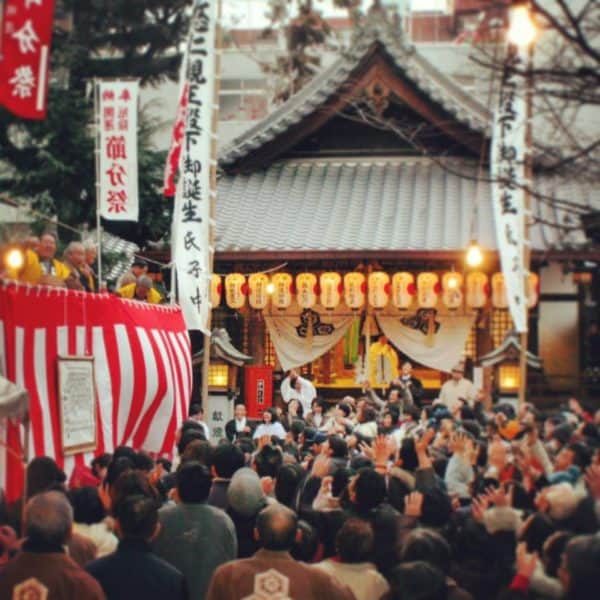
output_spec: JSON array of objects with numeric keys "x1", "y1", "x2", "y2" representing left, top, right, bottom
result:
[
  {"x1": 244, "y1": 365, "x2": 273, "y2": 419},
  {"x1": 0, "y1": 0, "x2": 56, "y2": 119}
]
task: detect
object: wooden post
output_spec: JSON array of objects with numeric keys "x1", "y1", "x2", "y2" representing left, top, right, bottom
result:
[
  {"x1": 518, "y1": 42, "x2": 534, "y2": 407},
  {"x1": 201, "y1": 0, "x2": 223, "y2": 407}
]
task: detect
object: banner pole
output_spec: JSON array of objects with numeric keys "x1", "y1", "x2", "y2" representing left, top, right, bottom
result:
[
  {"x1": 93, "y1": 79, "x2": 103, "y2": 288},
  {"x1": 201, "y1": 0, "x2": 223, "y2": 407}
]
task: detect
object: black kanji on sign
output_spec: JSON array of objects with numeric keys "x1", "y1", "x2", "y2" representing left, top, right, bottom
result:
[
  {"x1": 188, "y1": 260, "x2": 202, "y2": 278},
  {"x1": 184, "y1": 157, "x2": 202, "y2": 176},
  {"x1": 184, "y1": 231, "x2": 201, "y2": 252},
  {"x1": 182, "y1": 199, "x2": 203, "y2": 223},
  {"x1": 505, "y1": 224, "x2": 518, "y2": 246},
  {"x1": 212, "y1": 410, "x2": 223, "y2": 422},
  {"x1": 500, "y1": 191, "x2": 517, "y2": 215},
  {"x1": 190, "y1": 286, "x2": 202, "y2": 310},
  {"x1": 183, "y1": 178, "x2": 202, "y2": 202},
  {"x1": 189, "y1": 60, "x2": 206, "y2": 86}
]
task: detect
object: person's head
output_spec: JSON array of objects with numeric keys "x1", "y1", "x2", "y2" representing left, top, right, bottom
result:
[
  {"x1": 254, "y1": 444, "x2": 283, "y2": 478},
  {"x1": 275, "y1": 463, "x2": 304, "y2": 508},
  {"x1": 336, "y1": 402, "x2": 352, "y2": 420},
  {"x1": 519, "y1": 512, "x2": 556, "y2": 554},
  {"x1": 399, "y1": 437, "x2": 419, "y2": 472},
  {"x1": 64, "y1": 241, "x2": 85, "y2": 268},
  {"x1": 382, "y1": 413, "x2": 395, "y2": 429},
  {"x1": 109, "y1": 469, "x2": 157, "y2": 512},
  {"x1": 388, "y1": 389, "x2": 401, "y2": 405},
  {"x1": 349, "y1": 468, "x2": 386, "y2": 513},
  {"x1": 181, "y1": 439, "x2": 213, "y2": 466},
  {"x1": 113, "y1": 494, "x2": 159, "y2": 541},
  {"x1": 336, "y1": 518, "x2": 374, "y2": 564},
  {"x1": 291, "y1": 519, "x2": 319, "y2": 562},
  {"x1": 234, "y1": 403, "x2": 247, "y2": 420},
  {"x1": 135, "y1": 276, "x2": 154, "y2": 301},
  {"x1": 68, "y1": 486, "x2": 106, "y2": 525},
  {"x1": 131, "y1": 258, "x2": 148, "y2": 278},
  {"x1": 84, "y1": 242, "x2": 97, "y2": 266},
  {"x1": 555, "y1": 442, "x2": 591, "y2": 471},
  {"x1": 38, "y1": 232, "x2": 57, "y2": 260},
  {"x1": 176, "y1": 461, "x2": 212, "y2": 503},
  {"x1": 189, "y1": 403, "x2": 203, "y2": 419},
  {"x1": 451, "y1": 363, "x2": 464, "y2": 381},
  {"x1": 177, "y1": 423, "x2": 207, "y2": 456},
  {"x1": 542, "y1": 530, "x2": 573, "y2": 578},
  {"x1": 212, "y1": 442, "x2": 245, "y2": 479},
  {"x1": 387, "y1": 561, "x2": 448, "y2": 600},
  {"x1": 400, "y1": 528, "x2": 451, "y2": 574},
  {"x1": 24, "y1": 491, "x2": 73, "y2": 547},
  {"x1": 263, "y1": 407, "x2": 278, "y2": 424},
  {"x1": 401, "y1": 361, "x2": 413, "y2": 377},
  {"x1": 560, "y1": 534, "x2": 600, "y2": 600},
  {"x1": 288, "y1": 399, "x2": 303, "y2": 418},
  {"x1": 91, "y1": 453, "x2": 112, "y2": 482},
  {"x1": 360, "y1": 406, "x2": 377, "y2": 424},
  {"x1": 327, "y1": 435, "x2": 348, "y2": 459},
  {"x1": 26, "y1": 457, "x2": 66, "y2": 499},
  {"x1": 255, "y1": 504, "x2": 298, "y2": 551},
  {"x1": 310, "y1": 398, "x2": 323, "y2": 414}
]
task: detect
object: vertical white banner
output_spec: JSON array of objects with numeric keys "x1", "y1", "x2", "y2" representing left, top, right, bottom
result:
[
  {"x1": 490, "y1": 45, "x2": 528, "y2": 333},
  {"x1": 172, "y1": 0, "x2": 217, "y2": 333},
  {"x1": 97, "y1": 80, "x2": 139, "y2": 221}
]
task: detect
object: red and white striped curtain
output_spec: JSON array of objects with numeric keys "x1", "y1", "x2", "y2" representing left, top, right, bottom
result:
[{"x1": 0, "y1": 283, "x2": 192, "y2": 501}]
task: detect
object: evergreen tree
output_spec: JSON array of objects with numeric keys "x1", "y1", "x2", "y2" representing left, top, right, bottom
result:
[{"x1": 0, "y1": 0, "x2": 192, "y2": 246}]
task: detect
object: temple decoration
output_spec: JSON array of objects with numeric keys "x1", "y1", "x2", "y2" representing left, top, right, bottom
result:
[
  {"x1": 391, "y1": 272, "x2": 415, "y2": 310},
  {"x1": 320, "y1": 272, "x2": 342, "y2": 310},
  {"x1": 417, "y1": 272, "x2": 439, "y2": 308},
  {"x1": 296, "y1": 272, "x2": 318, "y2": 309},
  {"x1": 271, "y1": 272, "x2": 293, "y2": 309},
  {"x1": 466, "y1": 272, "x2": 488, "y2": 308},
  {"x1": 344, "y1": 272, "x2": 366, "y2": 310},
  {"x1": 368, "y1": 271, "x2": 390, "y2": 309},
  {"x1": 248, "y1": 273, "x2": 270, "y2": 309},
  {"x1": 225, "y1": 273, "x2": 246, "y2": 309}
]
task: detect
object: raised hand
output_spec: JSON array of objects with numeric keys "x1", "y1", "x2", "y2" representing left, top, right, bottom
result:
[
  {"x1": 404, "y1": 491, "x2": 424, "y2": 518},
  {"x1": 516, "y1": 542, "x2": 538, "y2": 579}
]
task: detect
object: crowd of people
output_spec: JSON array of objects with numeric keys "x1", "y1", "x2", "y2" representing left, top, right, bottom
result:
[
  {"x1": 1, "y1": 232, "x2": 163, "y2": 303},
  {"x1": 1, "y1": 372, "x2": 600, "y2": 599}
]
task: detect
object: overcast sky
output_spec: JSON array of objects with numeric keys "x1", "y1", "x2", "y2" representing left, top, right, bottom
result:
[{"x1": 222, "y1": 0, "x2": 449, "y2": 28}]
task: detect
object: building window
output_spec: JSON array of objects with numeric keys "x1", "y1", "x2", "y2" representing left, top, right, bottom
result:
[
  {"x1": 491, "y1": 309, "x2": 513, "y2": 348},
  {"x1": 264, "y1": 329, "x2": 275, "y2": 368},
  {"x1": 464, "y1": 323, "x2": 478, "y2": 360},
  {"x1": 208, "y1": 364, "x2": 229, "y2": 388},
  {"x1": 219, "y1": 78, "x2": 269, "y2": 121}
]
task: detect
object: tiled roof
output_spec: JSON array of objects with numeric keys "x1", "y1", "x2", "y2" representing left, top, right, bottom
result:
[
  {"x1": 219, "y1": 19, "x2": 492, "y2": 168},
  {"x1": 215, "y1": 158, "x2": 599, "y2": 253},
  {"x1": 86, "y1": 231, "x2": 139, "y2": 282}
]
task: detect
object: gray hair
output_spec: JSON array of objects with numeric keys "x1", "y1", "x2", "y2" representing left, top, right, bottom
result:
[
  {"x1": 25, "y1": 491, "x2": 73, "y2": 546},
  {"x1": 83, "y1": 240, "x2": 97, "y2": 251},
  {"x1": 64, "y1": 241, "x2": 84, "y2": 257},
  {"x1": 137, "y1": 276, "x2": 153, "y2": 288}
]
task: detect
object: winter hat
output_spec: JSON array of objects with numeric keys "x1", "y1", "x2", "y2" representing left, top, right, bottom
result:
[{"x1": 227, "y1": 467, "x2": 268, "y2": 517}]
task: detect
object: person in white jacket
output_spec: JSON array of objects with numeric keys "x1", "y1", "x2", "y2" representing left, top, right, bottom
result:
[{"x1": 280, "y1": 369, "x2": 316, "y2": 416}]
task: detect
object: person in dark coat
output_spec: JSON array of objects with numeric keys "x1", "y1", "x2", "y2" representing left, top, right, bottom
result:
[{"x1": 86, "y1": 494, "x2": 187, "y2": 600}]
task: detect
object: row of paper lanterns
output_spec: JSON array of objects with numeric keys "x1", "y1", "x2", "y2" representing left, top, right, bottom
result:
[{"x1": 211, "y1": 271, "x2": 540, "y2": 311}]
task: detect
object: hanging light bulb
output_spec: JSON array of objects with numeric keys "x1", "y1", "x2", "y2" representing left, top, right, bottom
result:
[
  {"x1": 466, "y1": 242, "x2": 483, "y2": 268},
  {"x1": 266, "y1": 282, "x2": 275, "y2": 295},
  {"x1": 507, "y1": 2, "x2": 536, "y2": 47},
  {"x1": 4, "y1": 247, "x2": 25, "y2": 271}
]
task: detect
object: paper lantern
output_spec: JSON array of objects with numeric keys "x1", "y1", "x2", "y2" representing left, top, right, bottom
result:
[
  {"x1": 526, "y1": 273, "x2": 539, "y2": 308},
  {"x1": 271, "y1": 272, "x2": 293, "y2": 309},
  {"x1": 466, "y1": 272, "x2": 488, "y2": 308},
  {"x1": 225, "y1": 273, "x2": 246, "y2": 309},
  {"x1": 248, "y1": 273, "x2": 270, "y2": 309},
  {"x1": 491, "y1": 273, "x2": 508, "y2": 309},
  {"x1": 210, "y1": 274, "x2": 222, "y2": 308},
  {"x1": 417, "y1": 272, "x2": 439, "y2": 308},
  {"x1": 344, "y1": 272, "x2": 366, "y2": 310},
  {"x1": 368, "y1": 271, "x2": 390, "y2": 309},
  {"x1": 442, "y1": 272, "x2": 463, "y2": 309},
  {"x1": 320, "y1": 272, "x2": 342, "y2": 310},
  {"x1": 391, "y1": 272, "x2": 415, "y2": 310},
  {"x1": 296, "y1": 272, "x2": 317, "y2": 309}
]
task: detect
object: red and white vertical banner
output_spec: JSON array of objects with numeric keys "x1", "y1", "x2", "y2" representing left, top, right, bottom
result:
[
  {"x1": 490, "y1": 42, "x2": 528, "y2": 333},
  {"x1": 0, "y1": 0, "x2": 56, "y2": 119},
  {"x1": 171, "y1": 0, "x2": 217, "y2": 333},
  {"x1": 97, "y1": 80, "x2": 139, "y2": 221}
]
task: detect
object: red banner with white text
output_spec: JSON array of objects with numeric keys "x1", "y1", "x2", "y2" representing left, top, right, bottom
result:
[{"x1": 0, "y1": 0, "x2": 56, "y2": 120}]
